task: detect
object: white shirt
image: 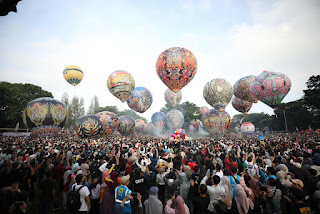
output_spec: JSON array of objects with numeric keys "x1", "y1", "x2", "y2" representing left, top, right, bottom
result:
[
  {"x1": 201, "y1": 176, "x2": 222, "y2": 212},
  {"x1": 72, "y1": 184, "x2": 90, "y2": 211}
]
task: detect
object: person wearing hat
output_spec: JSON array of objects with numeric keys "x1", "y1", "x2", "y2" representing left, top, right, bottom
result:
[
  {"x1": 291, "y1": 179, "x2": 304, "y2": 190},
  {"x1": 115, "y1": 174, "x2": 132, "y2": 214},
  {"x1": 144, "y1": 186, "x2": 163, "y2": 214}
]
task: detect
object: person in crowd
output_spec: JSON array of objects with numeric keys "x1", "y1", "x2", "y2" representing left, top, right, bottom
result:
[
  {"x1": 165, "y1": 195, "x2": 189, "y2": 214},
  {"x1": 72, "y1": 174, "x2": 91, "y2": 213},
  {"x1": 234, "y1": 184, "x2": 254, "y2": 214},
  {"x1": 39, "y1": 169, "x2": 57, "y2": 214},
  {"x1": 201, "y1": 174, "x2": 222, "y2": 213},
  {"x1": 144, "y1": 186, "x2": 163, "y2": 214},
  {"x1": 188, "y1": 180, "x2": 210, "y2": 214},
  {"x1": 115, "y1": 174, "x2": 131, "y2": 214}
]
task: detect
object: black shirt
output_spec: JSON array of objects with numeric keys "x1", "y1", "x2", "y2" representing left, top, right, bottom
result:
[{"x1": 188, "y1": 185, "x2": 210, "y2": 214}]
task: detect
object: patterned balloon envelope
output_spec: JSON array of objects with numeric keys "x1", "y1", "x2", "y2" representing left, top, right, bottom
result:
[
  {"x1": 118, "y1": 115, "x2": 135, "y2": 136},
  {"x1": 156, "y1": 47, "x2": 197, "y2": 92},
  {"x1": 107, "y1": 70, "x2": 135, "y2": 102},
  {"x1": 233, "y1": 76, "x2": 258, "y2": 103},
  {"x1": 24, "y1": 97, "x2": 67, "y2": 137},
  {"x1": 164, "y1": 89, "x2": 182, "y2": 107},
  {"x1": 231, "y1": 96, "x2": 253, "y2": 114},
  {"x1": 199, "y1": 106, "x2": 209, "y2": 115},
  {"x1": 241, "y1": 122, "x2": 255, "y2": 134},
  {"x1": 76, "y1": 115, "x2": 102, "y2": 138},
  {"x1": 201, "y1": 109, "x2": 231, "y2": 135},
  {"x1": 151, "y1": 112, "x2": 166, "y2": 131},
  {"x1": 146, "y1": 123, "x2": 156, "y2": 135},
  {"x1": 63, "y1": 65, "x2": 84, "y2": 86},
  {"x1": 127, "y1": 87, "x2": 153, "y2": 113},
  {"x1": 203, "y1": 78, "x2": 233, "y2": 111},
  {"x1": 165, "y1": 109, "x2": 184, "y2": 131},
  {"x1": 95, "y1": 111, "x2": 119, "y2": 136},
  {"x1": 250, "y1": 71, "x2": 291, "y2": 109},
  {"x1": 135, "y1": 119, "x2": 146, "y2": 133}
]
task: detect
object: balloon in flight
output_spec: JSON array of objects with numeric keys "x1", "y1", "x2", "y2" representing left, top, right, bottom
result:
[{"x1": 107, "y1": 70, "x2": 135, "y2": 102}]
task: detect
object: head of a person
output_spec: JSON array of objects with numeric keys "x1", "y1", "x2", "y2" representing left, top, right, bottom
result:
[
  {"x1": 149, "y1": 186, "x2": 159, "y2": 196},
  {"x1": 198, "y1": 184, "x2": 207, "y2": 196},
  {"x1": 213, "y1": 175, "x2": 221, "y2": 185},
  {"x1": 308, "y1": 168, "x2": 317, "y2": 177},
  {"x1": 175, "y1": 196, "x2": 186, "y2": 214},
  {"x1": 267, "y1": 167, "x2": 276, "y2": 175},
  {"x1": 231, "y1": 167, "x2": 238, "y2": 175},
  {"x1": 291, "y1": 179, "x2": 304, "y2": 190},
  {"x1": 75, "y1": 174, "x2": 83, "y2": 184},
  {"x1": 193, "y1": 166, "x2": 200, "y2": 174},
  {"x1": 168, "y1": 171, "x2": 176, "y2": 179},
  {"x1": 267, "y1": 177, "x2": 277, "y2": 187},
  {"x1": 45, "y1": 169, "x2": 53, "y2": 178},
  {"x1": 120, "y1": 174, "x2": 130, "y2": 186},
  {"x1": 290, "y1": 187, "x2": 305, "y2": 201},
  {"x1": 247, "y1": 156, "x2": 252, "y2": 162},
  {"x1": 216, "y1": 164, "x2": 221, "y2": 171}
]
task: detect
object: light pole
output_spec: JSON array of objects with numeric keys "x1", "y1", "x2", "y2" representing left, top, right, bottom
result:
[{"x1": 283, "y1": 110, "x2": 288, "y2": 132}]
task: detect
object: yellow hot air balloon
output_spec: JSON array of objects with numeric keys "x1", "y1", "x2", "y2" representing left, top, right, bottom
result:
[{"x1": 63, "y1": 65, "x2": 84, "y2": 86}]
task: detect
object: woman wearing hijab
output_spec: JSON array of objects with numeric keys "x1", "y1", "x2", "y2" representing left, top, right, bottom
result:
[
  {"x1": 165, "y1": 195, "x2": 189, "y2": 214},
  {"x1": 101, "y1": 166, "x2": 119, "y2": 214},
  {"x1": 220, "y1": 176, "x2": 233, "y2": 209},
  {"x1": 180, "y1": 165, "x2": 191, "y2": 201},
  {"x1": 235, "y1": 184, "x2": 254, "y2": 214},
  {"x1": 144, "y1": 186, "x2": 163, "y2": 214}
]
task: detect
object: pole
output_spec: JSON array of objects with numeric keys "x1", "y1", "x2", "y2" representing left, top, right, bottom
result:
[{"x1": 283, "y1": 110, "x2": 288, "y2": 132}]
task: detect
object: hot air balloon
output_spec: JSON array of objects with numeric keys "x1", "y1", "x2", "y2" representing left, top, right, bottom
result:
[
  {"x1": 188, "y1": 124, "x2": 195, "y2": 133},
  {"x1": 95, "y1": 111, "x2": 119, "y2": 136},
  {"x1": 63, "y1": 65, "x2": 84, "y2": 86},
  {"x1": 231, "y1": 97, "x2": 253, "y2": 114},
  {"x1": 250, "y1": 71, "x2": 291, "y2": 108},
  {"x1": 201, "y1": 109, "x2": 231, "y2": 135},
  {"x1": 24, "y1": 97, "x2": 67, "y2": 137},
  {"x1": 127, "y1": 87, "x2": 153, "y2": 113},
  {"x1": 135, "y1": 119, "x2": 145, "y2": 133},
  {"x1": 241, "y1": 122, "x2": 255, "y2": 134},
  {"x1": 145, "y1": 123, "x2": 155, "y2": 135},
  {"x1": 118, "y1": 115, "x2": 135, "y2": 136},
  {"x1": 164, "y1": 89, "x2": 182, "y2": 107},
  {"x1": 76, "y1": 115, "x2": 102, "y2": 137},
  {"x1": 200, "y1": 106, "x2": 209, "y2": 115},
  {"x1": 165, "y1": 109, "x2": 184, "y2": 131},
  {"x1": 107, "y1": 70, "x2": 135, "y2": 102},
  {"x1": 233, "y1": 76, "x2": 258, "y2": 103},
  {"x1": 151, "y1": 112, "x2": 166, "y2": 131},
  {"x1": 203, "y1": 78, "x2": 233, "y2": 111},
  {"x1": 156, "y1": 47, "x2": 197, "y2": 92}
]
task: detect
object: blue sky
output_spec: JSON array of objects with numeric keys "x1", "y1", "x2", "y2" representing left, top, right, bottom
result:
[{"x1": 0, "y1": 0, "x2": 319, "y2": 123}]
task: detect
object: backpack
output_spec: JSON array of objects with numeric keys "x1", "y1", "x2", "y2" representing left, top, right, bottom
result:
[{"x1": 67, "y1": 185, "x2": 83, "y2": 213}]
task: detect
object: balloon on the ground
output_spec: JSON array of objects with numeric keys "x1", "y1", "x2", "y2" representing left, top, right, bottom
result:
[
  {"x1": 165, "y1": 109, "x2": 184, "y2": 131},
  {"x1": 203, "y1": 78, "x2": 233, "y2": 111},
  {"x1": 233, "y1": 76, "x2": 258, "y2": 103},
  {"x1": 151, "y1": 112, "x2": 166, "y2": 131},
  {"x1": 127, "y1": 87, "x2": 153, "y2": 113},
  {"x1": 76, "y1": 115, "x2": 102, "y2": 138},
  {"x1": 63, "y1": 65, "x2": 84, "y2": 86},
  {"x1": 95, "y1": 111, "x2": 119, "y2": 136},
  {"x1": 232, "y1": 97, "x2": 253, "y2": 114},
  {"x1": 135, "y1": 119, "x2": 146, "y2": 133},
  {"x1": 107, "y1": 70, "x2": 135, "y2": 102},
  {"x1": 24, "y1": 97, "x2": 67, "y2": 137},
  {"x1": 171, "y1": 129, "x2": 186, "y2": 141},
  {"x1": 118, "y1": 115, "x2": 135, "y2": 136},
  {"x1": 164, "y1": 89, "x2": 182, "y2": 107},
  {"x1": 201, "y1": 109, "x2": 231, "y2": 135},
  {"x1": 156, "y1": 47, "x2": 197, "y2": 92},
  {"x1": 241, "y1": 122, "x2": 255, "y2": 134},
  {"x1": 250, "y1": 71, "x2": 291, "y2": 108},
  {"x1": 200, "y1": 106, "x2": 209, "y2": 115}
]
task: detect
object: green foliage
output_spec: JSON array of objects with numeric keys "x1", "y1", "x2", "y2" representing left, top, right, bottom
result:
[
  {"x1": 229, "y1": 113, "x2": 274, "y2": 132},
  {"x1": 0, "y1": 82, "x2": 53, "y2": 128}
]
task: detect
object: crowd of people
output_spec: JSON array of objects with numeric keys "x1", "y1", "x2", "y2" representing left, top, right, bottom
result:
[{"x1": 0, "y1": 132, "x2": 320, "y2": 214}]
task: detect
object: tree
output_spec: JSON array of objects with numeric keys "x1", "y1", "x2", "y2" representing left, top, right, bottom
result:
[
  {"x1": 87, "y1": 98, "x2": 95, "y2": 115},
  {"x1": 118, "y1": 109, "x2": 148, "y2": 123},
  {"x1": 66, "y1": 96, "x2": 85, "y2": 129},
  {"x1": 93, "y1": 95, "x2": 100, "y2": 113},
  {"x1": 303, "y1": 75, "x2": 320, "y2": 127},
  {"x1": 95, "y1": 106, "x2": 120, "y2": 115},
  {"x1": 0, "y1": 82, "x2": 53, "y2": 128},
  {"x1": 61, "y1": 93, "x2": 72, "y2": 129}
]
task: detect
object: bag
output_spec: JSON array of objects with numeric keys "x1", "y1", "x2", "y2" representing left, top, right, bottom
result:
[
  {"x1": 67, "y1": 185, "x2": 83, "y2": 213},
  {"x1": 217, "y1": 200, "x2": 228, "y2": 213},
  {"x1": 233, "y1": 176, "x2": 240, "y2": 184}
]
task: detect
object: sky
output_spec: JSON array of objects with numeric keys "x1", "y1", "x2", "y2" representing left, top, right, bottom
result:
[{"x1": 0, "y1": 0, "x2": 319, "y2": 123}]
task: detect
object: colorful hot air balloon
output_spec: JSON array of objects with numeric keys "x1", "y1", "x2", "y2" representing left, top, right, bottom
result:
[
  {"x1": 63, "y1": 65, "x2": 84, "y2": 86},
  {"x1": 95, "y1": 111, "x2": 119, "y2": 136},
  {"x1": 118, "y1": 115, "x2": 135, "y2": 136},
  {"x1": 24, "y1": 97, "x2": 67, "y2": 137},
  {"x1": 165, "y1": 109, "x2": 184, "y2": 131},
  {"x1": 231, "y1": 96, "x2": 253, "y2": 114},
  {"x1": 146, "y1": 123, "x2": 155, "y2": 135},
  {"x1": 151, "y1": 112, "x2": 166, "y2": 131},
  {"x1": 233, "y1": 76, "x2": 258, "y2": 103},
  {"x1": 203, "y1": 78, "x2": 233, "y2": 111},
  {"x1": 135, "y1": 119, "x2": 146, "y2": 133},
  {"x1": 76, "y1": 115, "x2": 102, "y2": 138},
  {"x1": 156, "y1": 47, "x2": 197, "y2": 92},
  {"x1": 107, "y1": 70, "x2": 135, "y2": 102},
  {"x1": 127, "y1": 87, "x2": 153, "y2": 113},
  {"x1": 250, "y1": 71, "x2": 291, "y2": 108},
  {"x1": 164, "y1": 89, "x2": 182, "y2": 107},
  {"x1": 241, "y1": 122, "x2": 255, "y2": 134},
  {"x1": 201, "y1": 109, "x2": 231, "y2": 135},
  {"x1": 200, "y1": 106, "x2": 209, "y2": 115}
]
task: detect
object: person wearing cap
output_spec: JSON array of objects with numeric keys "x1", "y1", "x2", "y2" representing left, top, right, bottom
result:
[
  {"x1": 291, "y1": 179, "x2": 304, "y2": 190},
  {"x1": 115, "y1": 174, "x2": 132, "y2": 214},
  {"x1": 144, "y1": 186, "x2": 163, "y2": 214}
]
